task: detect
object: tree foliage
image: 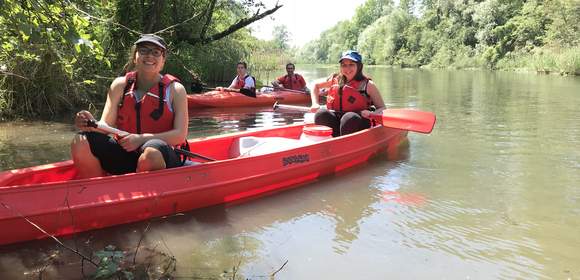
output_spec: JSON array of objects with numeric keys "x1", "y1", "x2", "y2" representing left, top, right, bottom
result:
[
  {"x1": 298, "y1": 0, "x2": 580, "y2": 74},
  {"x1": 272, "y1": 25, "x2": 291, "y2": 50},
  {"x1": 0, "y1": 0, "x2": 282, "y2": 119},
  {"x1": 0, "y1": 0, "x2": 112, "y2": 118}
]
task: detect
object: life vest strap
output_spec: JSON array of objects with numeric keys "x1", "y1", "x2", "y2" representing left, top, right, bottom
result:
[
  {"x1": 120, "y1": 78, "x2": 135, "y2": 109},
  {"x1": 149, "y1": 82, "x2": 165, "y2": 120}
]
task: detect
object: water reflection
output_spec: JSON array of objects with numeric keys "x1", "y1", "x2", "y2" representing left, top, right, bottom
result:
[
  {"x1": 0, "y1": 121, "x2": 74, "y2": 170},
  {"x1": 1, "y1": 68, "x2": 579, "y2": 279},
  {"x1": 187, "y1": 106, "x2": 305, "y2": 138}
]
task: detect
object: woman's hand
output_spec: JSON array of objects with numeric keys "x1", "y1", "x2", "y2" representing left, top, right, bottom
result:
[
  {"x1": 309, "y1": 104, "x2": 320, "y2": 113},
  {"x1": 360, "y1": 109, "x2": 372, "y2": 118},
  {"x1": 117, "y1": 134, "x2": 146, "y2": 152},
  {"x1": 74, "y1": 110, "x2": 97, "y2": 131}
]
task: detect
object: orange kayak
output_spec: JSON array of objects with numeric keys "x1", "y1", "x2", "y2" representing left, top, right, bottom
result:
[
  {"x1": 0, "y1": 123, "x2": 410, "y2": 245},
  {"x1": 188, "y1": 89, "x2": 310, "y2": 108}
]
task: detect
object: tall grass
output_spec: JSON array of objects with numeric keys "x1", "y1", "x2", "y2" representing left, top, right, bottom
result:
[
  {"x1": 497, "y1": 47, "x2": 580, "y2": 75},
  {"x1": 246, "y1": 48, "x2": 293, "y2": 86}
]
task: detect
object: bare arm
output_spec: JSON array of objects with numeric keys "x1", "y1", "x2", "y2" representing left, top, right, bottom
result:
[
  {"x1": 100, "y1": 77, "x2": 126, "y2": 126},
  {"x1": 271, "y1": 80, "x2": 283, "y2": 88},
  {"x1": 361, "y1": 81, "x2": 386, "y2": 117},
  {"x1": 74, "y1": 77, "x2": 125, "y2": 131},
  {"x1": 310, "y1": 79, "x2": 333, "y2": 111},
  {"x1": 216, "y1": 77, "x2": 238, "y2": 91}
]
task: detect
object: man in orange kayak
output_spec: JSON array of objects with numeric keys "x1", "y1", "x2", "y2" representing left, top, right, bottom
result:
[
  {"x1": 71, "y1": 34, "x2": 189, "y2": 178},
  {"x1": 309, "y1": 50, "x2": 386, "y2": 137},
  {"x1": 271, "y1": 62, "x2": 309, "y2": 92},
  {"x1": 216, "y1": 61, "x2": 256, "y2": 94}
]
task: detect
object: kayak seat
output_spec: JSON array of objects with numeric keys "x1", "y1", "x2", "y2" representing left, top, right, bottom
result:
[{"x1": 230, "y1": 136, "x2": 304, "y2": 158}]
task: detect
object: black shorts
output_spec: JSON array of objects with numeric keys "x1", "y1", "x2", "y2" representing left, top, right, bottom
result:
[
  {"x1": 314, "y1": 110, "x2": 370, "y2": 137},
  {"x1": 83, "y1": 132, "x2": 182, "y2": 175}
]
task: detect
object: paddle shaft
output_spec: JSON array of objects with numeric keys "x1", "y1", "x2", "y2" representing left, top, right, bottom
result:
[
  {"x1": 273, "y1": 102, "x2": 312, "y2": 112},
  {"x1": 86, "y1": 120, "x2": 215, "y2": 161},
  {"x1": 264, "y1": 86, "x2": 308, "y2": 94}
]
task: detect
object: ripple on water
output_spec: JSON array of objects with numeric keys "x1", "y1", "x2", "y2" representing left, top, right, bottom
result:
[{"x1": 377, "y1": 198, "x2": 548, "y2": 278}]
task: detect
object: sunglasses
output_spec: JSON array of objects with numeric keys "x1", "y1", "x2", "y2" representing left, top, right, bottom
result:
[
  {"x1": 286, "y1": 68, "x2": 295, "y2": 70},
  {"x1": 137, "y1": 46, "x2": 164, "y2": 57}
]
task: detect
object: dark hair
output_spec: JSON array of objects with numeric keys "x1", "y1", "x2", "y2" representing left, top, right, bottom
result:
[
  {"x1": 286, "y1": 63, "x2": 295, "y2": 69},
  {"x1": 237, "y1": 62, "x2": 247, "y2": 69},
  {"x1": 123, "y1": 45, "x2": 138, "y2": 73}
]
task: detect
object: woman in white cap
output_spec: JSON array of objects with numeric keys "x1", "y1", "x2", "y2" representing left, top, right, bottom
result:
[
  {"x1": 71, "y1": 34, "x2": 189, "y2": 178},
  {"x1": 309, "y1": 50, "x2": 386, "y2": 137}
]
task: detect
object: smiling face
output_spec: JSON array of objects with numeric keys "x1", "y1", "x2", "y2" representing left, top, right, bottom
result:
[
  {"x1": 286, "y1": 64, "x2": 295, "y2": 75},
  {"x1": 340, "y1": 59, "x2": 358, "y2": 81},
  {"x1": 133, "y1": 43, "x2": 166, "y2": 74},
  {"x1": 236, "y1": 63, "x2": 247, "y2": 77}
]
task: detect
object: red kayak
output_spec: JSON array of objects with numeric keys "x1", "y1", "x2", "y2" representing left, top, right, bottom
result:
[
  {"x1": 188, "y1": 89, "x2": 309, "y2": 108},
  {"x1": 0, "y1": 108, "x2": 435, "y2": 245}
]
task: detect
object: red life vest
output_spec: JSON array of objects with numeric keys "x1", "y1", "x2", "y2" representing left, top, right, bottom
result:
[
  {"x1": 277, "y1": 74, "x2": 306, "y2": 90},
  {"x1": 234, "y1": 75, "x2": 256, "y2": 91},
  {"x1": 116, "y1": 71, "x2": 179, "y2": 134},
  {"x1": 326, "y1": 77, "x2": 371, "y2": 112}
]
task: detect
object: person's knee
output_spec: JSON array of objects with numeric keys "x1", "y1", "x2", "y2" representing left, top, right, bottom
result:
[
  {"x1": 141, "y1": 147, "x2": 164, "y2": 163},
  {"x1": 340, "y1": 112, "x2": 368, "y2": 135},
  {"x1": 71, "y1": 133, "x2": 91, "y2": 157},
  {"x1": 314, "y1": 109, "x2": 334, "y2": 124},
  {"x1": 342, "y1": 112, "x2": 362, "y2": 120},
  {"x1": 138, "y1": 147, "x2": 166, "y2": 171}
]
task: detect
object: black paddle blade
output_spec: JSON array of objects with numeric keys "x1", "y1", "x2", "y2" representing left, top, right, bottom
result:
[
  {"x1": 190, "y1": 82, "x2": 205, "y2": 93},
  {"x1": 239, "y1": 88, "x2": 257, "y2": 98}
]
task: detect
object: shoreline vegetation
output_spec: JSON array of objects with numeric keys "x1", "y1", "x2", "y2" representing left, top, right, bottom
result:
[
  {"x1": 296, "y1": 0, "x2": 579, "y2": 76},
  {"x1": 1, "y1": 1, "x2": 579, "y2": 120}
]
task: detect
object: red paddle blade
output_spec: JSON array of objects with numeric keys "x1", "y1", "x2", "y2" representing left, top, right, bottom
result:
[{"x1": 370, "y1": 109, "x2": 436, "y2": 134}]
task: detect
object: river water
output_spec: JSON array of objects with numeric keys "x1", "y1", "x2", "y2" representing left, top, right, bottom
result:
[{"x1": 0, "y1": 67, "x2": 579, "y2": 279}]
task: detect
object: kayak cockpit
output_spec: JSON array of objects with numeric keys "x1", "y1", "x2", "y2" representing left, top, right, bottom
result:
[
  {"x1": 0, "y1": 160, "x2": 78, "y2": 187},
  {"x1": 0, "y1": 124, "x2": 309, "y2": 188}
]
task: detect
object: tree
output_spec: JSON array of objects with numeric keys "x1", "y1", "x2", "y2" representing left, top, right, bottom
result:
[
  {"x1": 0, "y1": 0, "x2": 284, "y2": 119},
  {"x1": 272, "y1": 25, "x2": 291, "y2": 50},
  {"x1": 544, "y1": 0, "x2": 580, "y2": 48}
]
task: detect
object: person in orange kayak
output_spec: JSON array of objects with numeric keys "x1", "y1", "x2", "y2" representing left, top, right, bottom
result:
[
  {"x1": 71, "y1": 34, "x2": 189, "y2": 178},
  {"x1": 216, "y1": 61, "x2": 256, "y2": 94},
  {"x1": 309, "y1": 50, "x2": 386, "y2": 137},
  {"x1": 271, "y1": 62, "x2": 309, "y2": 92}
]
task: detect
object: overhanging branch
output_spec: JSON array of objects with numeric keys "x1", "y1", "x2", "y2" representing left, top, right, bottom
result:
[{"x1": 187, "y1": 4, "x2": 282, "y2": 45}]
